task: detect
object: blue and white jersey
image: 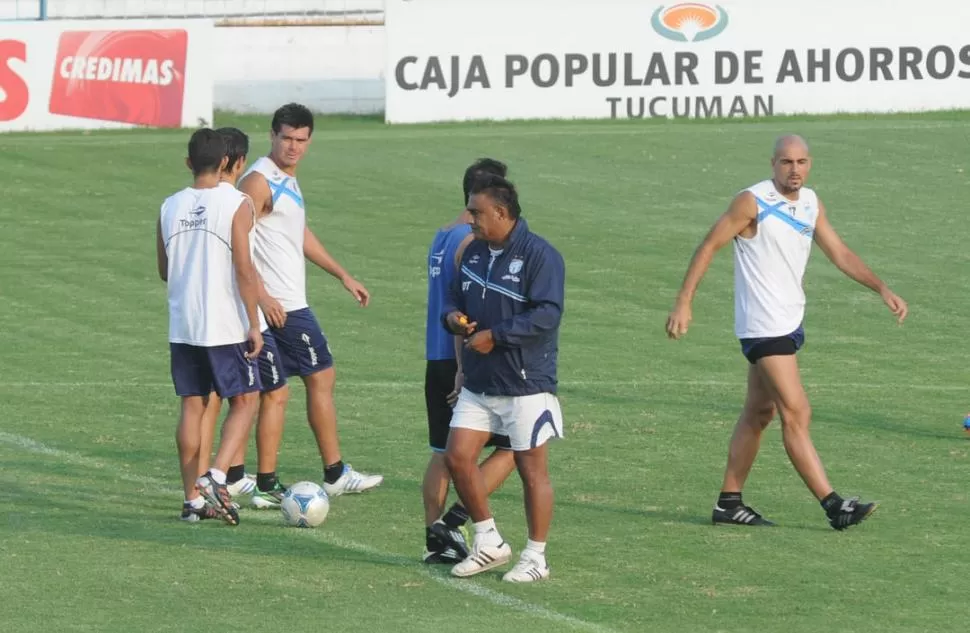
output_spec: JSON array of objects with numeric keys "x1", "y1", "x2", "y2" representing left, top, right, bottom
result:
[
  {"x1": 245, "y1": 156, "x2": 308, "y2": 312},
  {"x1": 733, "y1": 179, "x2": 819, "y2": 339},
  {"x1": 426, "y1": 223, "x2": 472, "y2": 360}
]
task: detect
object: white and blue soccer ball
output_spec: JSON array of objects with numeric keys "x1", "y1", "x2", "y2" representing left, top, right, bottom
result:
[{"x1": 280, "y1": 481, "x2": 330, "y2": 528}]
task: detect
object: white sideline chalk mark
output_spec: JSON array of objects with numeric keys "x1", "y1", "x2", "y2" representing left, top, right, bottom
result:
[
  {"x1": 0, "y1": 431, "x2": 618, "y2": 633},
  {"x1": 0, "y1": 431, "x2": 161, "y2": 489},
  {"x1": 318, "y1": 533, "x2": 619, "y2": 633}
]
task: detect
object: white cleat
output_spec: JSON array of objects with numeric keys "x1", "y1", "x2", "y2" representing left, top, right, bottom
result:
[
  {"x1": 502, "y1": 550, "x2": 550, "y2": 583},
  {"x1": 451, "y1": 541, "x2": 512, "y2": 578},
  {"x1": 323, "y1": 464, "x2": 383, "y2": 497},
  {"x1": 227, "y1": 473, "x2": 256, "y2": 498}
]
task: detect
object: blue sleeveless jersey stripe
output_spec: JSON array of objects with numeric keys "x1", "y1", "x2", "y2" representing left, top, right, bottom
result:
[{"x1": 426, "y1": 224, "x2": 472, "y2": 360}]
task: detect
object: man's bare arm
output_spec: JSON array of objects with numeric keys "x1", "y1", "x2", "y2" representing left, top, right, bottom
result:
[{"x1": 156, "y1": 218, "x2": 168, "y2": 282}]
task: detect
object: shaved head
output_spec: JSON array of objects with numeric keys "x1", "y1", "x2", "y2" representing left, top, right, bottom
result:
[
  {"x1": 773, "y1": 134, "x2": 809, "y2": 159},
  {"x1": 771, "y1": 134, "x2": 812, "y2": 196}
]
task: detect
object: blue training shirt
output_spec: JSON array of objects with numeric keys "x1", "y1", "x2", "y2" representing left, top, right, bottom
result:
[{"x1": 426, "y1": 223, "x2": 472, "y2": 361}]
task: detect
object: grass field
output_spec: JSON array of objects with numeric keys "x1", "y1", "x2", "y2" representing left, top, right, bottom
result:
[{"x1": 1, "y1": 111, "x2": 969, "y2": 633}]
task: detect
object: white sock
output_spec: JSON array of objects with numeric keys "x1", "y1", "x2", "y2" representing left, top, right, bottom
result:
[
  {"x1": 186, "y1": 496, "x2": 205, "y2": 509},
  {"x1": 525, "y1": 539, "x2": 546, "y2": 557},
  {"x1": 473, "y1": 518, "x2": 502, "y2": 547},
  {"x1": 208, "y1": 468, "x2": 227, "y2": 485}
]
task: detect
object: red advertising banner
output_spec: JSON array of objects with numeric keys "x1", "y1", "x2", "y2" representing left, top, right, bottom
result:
[{"x1": 48, "y1": 29, "x2": 188, "y2": 127}]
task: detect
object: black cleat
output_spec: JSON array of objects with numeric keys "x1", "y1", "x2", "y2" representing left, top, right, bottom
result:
[
  {"x1": 422, "y1": 547, "x2": 465, "y2": 565},
  {"x1": 429, "y1": 521, "x2": 470, "y2": 560},
  {"x1": 712, "y1": 504, "x2": 776, "y2": 526},
  {"x1": 828, "y1": 497, "x2": 877, "y2": 531}
]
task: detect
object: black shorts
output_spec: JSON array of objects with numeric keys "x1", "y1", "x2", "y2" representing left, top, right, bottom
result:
[
  {"x1": 740, "y1": 325, "x2": 806, "y2": 364},
  {"x1": 425, "y1": 360, "x2": 510, "y2": 452}
]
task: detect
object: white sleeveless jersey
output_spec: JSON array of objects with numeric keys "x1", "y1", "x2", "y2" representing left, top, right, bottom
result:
[
  {"x1": 160, "y1": 182, "x2": 257, "y2": 346},
  {"x1": 732, "y1": 179, "x2": 819, "y2": 339},
  {"x1": 245, "y1": 156, "x2": 308, "y2": 312}
]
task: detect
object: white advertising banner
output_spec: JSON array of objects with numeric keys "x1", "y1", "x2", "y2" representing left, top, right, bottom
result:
[
  {"x1": 385, "y1": 0, "x2": 970, "y2": 123},
  {"x1": 0, "y1": 19, "x2": 213, "y2": 132}
]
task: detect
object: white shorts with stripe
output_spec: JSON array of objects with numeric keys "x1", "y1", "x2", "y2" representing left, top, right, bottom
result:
[{"x1": 449, "y1": 389, "x2": 564, "y2": 451}]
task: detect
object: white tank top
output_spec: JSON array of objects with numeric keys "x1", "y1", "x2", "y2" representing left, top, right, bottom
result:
[
  {"x1": 160, "y1": 182, "x2": 258, "y2": 346},
  {"x1": 733, "y1": 179, "x2": 819, "y2": 339},
  {"x1": 245, "y1": 156, "x2": 308, "y2": 312}
]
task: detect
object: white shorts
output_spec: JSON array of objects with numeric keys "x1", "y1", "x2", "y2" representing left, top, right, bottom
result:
[{"x1": 449, "y1": 389, "x2": 564, "y2": 452}]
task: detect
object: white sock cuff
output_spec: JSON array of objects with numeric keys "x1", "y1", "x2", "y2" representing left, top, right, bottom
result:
[
  {"x1": 526, "y1": 539, "x2": 546, "y2": 554},
  {"x1": 186, "y1": 496, "x2": 205, "y2": 509},
  {"x1": 473, "y1": 518, "x2": 497, "y2": 534},
  {"x1": 208, "y1": 468, "x2": 227, "y2": 485}
]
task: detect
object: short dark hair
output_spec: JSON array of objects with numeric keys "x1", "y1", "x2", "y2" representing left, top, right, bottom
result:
[
  {"x1": 468, "y1": 173, "x2": 521, "y2": 219},
  {"x1": 216, "y1": 127, "x2": 249, "y2": 173},
  {"x1": 187, "y1": 128, "x2": 224, "y2": 176},
  {"x1": 271, "y1": 103, "x2": 314, "y2": 136},
  {"x1": 463, "y1": 158, "x2": 507, "y2": 204}
]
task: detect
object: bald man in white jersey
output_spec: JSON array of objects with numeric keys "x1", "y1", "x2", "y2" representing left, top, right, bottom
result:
[
  {"x1": 666, "y1": 135, "x2": 908, "y2": 530},
  {"x1": 238, "y1": 103, "x2": 382, "y2": 506},
  {"x1": 157, "y1": 128, "x2": 263, "y2": 525}
]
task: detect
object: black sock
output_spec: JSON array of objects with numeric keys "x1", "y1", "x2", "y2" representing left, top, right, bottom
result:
[
  {"x1": 324, "y1": 461, "x2": 345, "y2": 484},
  {"x1": 821, "y1": 492, "x2": 844, "y2": 516},
  {"x1": 425, "y1": 526, "x2": 438, "y2": 551},
  {"x1": 441, "y1": 503, "x2": 470, "y2": 529},
  {"x1": 226, "y1": 465, "x2": 245, "y2": 485},
  {"x1": 718, "y1": 492, "x2": 743, "y2": 510},
  {"x1": 257, "y1": 472, "x2": 278, "y2": 492}
]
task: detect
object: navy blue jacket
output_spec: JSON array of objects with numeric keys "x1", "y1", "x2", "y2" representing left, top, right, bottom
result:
[{"x1": 442, "y1": 218, "x2": 565, "y2": 396}]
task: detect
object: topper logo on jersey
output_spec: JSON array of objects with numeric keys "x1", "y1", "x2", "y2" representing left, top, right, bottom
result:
[
  {"x1": 650, "y1": 3, "x2": 729, "y2": 42},
  {"x1": 48, "y1": 29, "x2": 188, "y2": 127}
]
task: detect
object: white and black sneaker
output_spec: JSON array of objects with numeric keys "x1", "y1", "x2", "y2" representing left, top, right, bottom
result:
[
  {"x1": 502, "y1": 550, "x2": 550, "y2": 583},
  {"x1": 712, "y1": 503, "x2": 775, "y2": 526},
  {"x1": 451, "y1": 541, "x2": 512, "y2": 578}
]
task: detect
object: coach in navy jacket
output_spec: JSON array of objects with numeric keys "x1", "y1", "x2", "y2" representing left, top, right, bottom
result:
[
  {"x1": 441, "y1": 201, "x2": 565, "y2": 398},
  {"x1": 439, "y1": 173, "x2": 566, "y2": 583}
]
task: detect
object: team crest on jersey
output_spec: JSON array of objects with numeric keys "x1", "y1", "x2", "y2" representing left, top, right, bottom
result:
[{"x1": 508, "y1": 258, "x2": 523, "y2": 274}]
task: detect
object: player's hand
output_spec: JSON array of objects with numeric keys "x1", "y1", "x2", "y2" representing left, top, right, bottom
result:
[
  {"x1": 260, "y1": 296, "x2": 287, "y2": 328},
  {"x1": 342, "y1": 275, "x2": 370, "y2": 307},
  {"x1": 880, "y1": 288, "x2": 908, "y2": 325},
  {"x1": 246, "y1": 328, "x2": 264, "y2": 360},
  {"x1": 446, "y1": 311, "x2": 477, "y2": 335},
  {"x1": 447, "y1": 371, "x2": 464, "y2": 407},
  {"x1": 466, "y1": 330, "x2": 495, "y2": 354},
  {"x1": 665, "y1": 301, "x2": 692, "y2": 339}
]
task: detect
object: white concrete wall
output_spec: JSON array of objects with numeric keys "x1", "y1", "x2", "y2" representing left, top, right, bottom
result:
[
  {"x1": 213, "y1": 25, "x2": 386, "y2": 114},
  {"x1": 1, "y1": 0, "x2": 384, "y2": 20}
]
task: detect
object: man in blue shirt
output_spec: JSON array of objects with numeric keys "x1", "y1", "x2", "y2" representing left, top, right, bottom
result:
[
  {"x1": 423, "y1": 159, "x2": 515, "y2": 564},
  {"x1": 443, "y1": 173, "x2": 566, "y2": 583}
]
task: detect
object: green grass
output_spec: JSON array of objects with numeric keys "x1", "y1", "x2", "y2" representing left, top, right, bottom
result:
[{"x1": 1, "y1": 111, "x2": 969, "y2": 633}]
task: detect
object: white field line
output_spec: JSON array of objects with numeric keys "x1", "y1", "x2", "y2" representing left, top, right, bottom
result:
[{"x1": 0, "y1": 431, "x2": 619, "y2": 633}]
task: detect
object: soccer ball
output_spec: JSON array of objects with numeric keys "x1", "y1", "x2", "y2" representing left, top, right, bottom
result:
[{"x1": 280, "y1": 481, "x2": 330, "y2": 528}]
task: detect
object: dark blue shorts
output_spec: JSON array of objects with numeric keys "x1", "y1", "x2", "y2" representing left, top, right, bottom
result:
[
  {"x1": 260, "y1": 308, "x2": 334, "y2": 381},
  {"x1": 740, "y1": 325, "x2": 805, "y2": 365},
  {"x1": 170, "y1": 342, "x2": 262, "y2": 398},
  {"x1": 256, "y1": 329, "x2": 288, "y2": 392}
]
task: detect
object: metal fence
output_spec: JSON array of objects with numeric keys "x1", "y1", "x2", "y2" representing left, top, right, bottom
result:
[{"x1": 1, "y1": 0, "x2": 384, "y2": 24}]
